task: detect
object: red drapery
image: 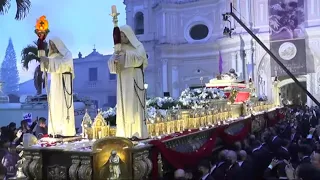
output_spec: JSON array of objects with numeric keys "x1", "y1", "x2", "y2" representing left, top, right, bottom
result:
[{"x1": 150, "y1": 110, "x2": 285, "y2": 179}]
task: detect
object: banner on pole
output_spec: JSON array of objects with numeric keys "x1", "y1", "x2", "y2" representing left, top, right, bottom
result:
[{"x1": 268, "y1": 0, "x2": 307, "y2": 77}]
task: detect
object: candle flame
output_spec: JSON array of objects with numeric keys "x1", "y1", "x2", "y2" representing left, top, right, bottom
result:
[{"x1": 35, "y1": 15, "x2": 49, "y2": 33}]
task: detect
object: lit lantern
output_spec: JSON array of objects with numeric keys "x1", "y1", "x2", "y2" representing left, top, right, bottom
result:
[{"x1": 34, "y1": 16, "x2": 50, "y2": 57}]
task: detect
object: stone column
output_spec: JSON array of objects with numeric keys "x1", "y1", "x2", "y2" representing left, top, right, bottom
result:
[
  {"x1": 162, "y1": 59, "x2": 168, "y2": 94},
  {"x1": 245, "y1": 49, "x2": 253, "y2": 81},
  {"x1": 236, "y1": 51, "x2": 243, "y2": 79},
  {"x1": 231, "y1": 52, "x2": 237, "y2": 72},
  {"x1": 172, "y1": 66, "x2": 179, "y2": 98},
  {"x1": 306, "y1": 74, "x2": 312, "y2": 106}
]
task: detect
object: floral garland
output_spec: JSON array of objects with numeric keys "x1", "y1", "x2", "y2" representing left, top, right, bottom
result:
[
  {"x1": 100, "y1": 87, "x2": 255, "y2": 123},
  {"x1": 258, "y1": 94, "x2": 268, "y2": 101},
  {"x1": 102, "y1": 107, "x2": 117, "y2": 126}
]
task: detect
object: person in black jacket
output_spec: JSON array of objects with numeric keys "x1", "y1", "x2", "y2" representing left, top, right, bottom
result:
[
  {"x1": 225, "y1": 150, "x2": 243, "y2": 180},
  {"x1": 237, "y1": 150, "x2": 253, "y2": 180},
  {"x1": 197, "y1": 160, "x2": 214, "y2": 180},
  {"x1": 298, "y1": 144, "x2": 312, "y2": 165},
  {"x1": 211, "y1": 150, "x2": 230, "y2": 180}
]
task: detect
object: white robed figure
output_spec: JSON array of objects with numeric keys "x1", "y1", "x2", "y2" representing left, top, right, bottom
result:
[
  {"x1": 40, "y1": 37, "x2": 75, "y2": 136},
  {"x1": 108, "y1": 25, "x2": 148, "y2": 138}
]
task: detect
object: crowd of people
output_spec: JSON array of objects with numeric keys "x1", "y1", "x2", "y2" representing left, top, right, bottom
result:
[
  {"x1": 0, "y1": 117, "x2": 47, "y2": 179},
  {"x1": 173, "y1": 106, "x2": 320, "y2": 180}
]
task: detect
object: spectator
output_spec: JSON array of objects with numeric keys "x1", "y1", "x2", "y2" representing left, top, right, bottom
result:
[
  {"x1": 174, "y1": 169, "x2": 185, "y2": 180},
  {"x1": 311, "y1": 150, "x2": 320, "y2": 169},
  {"x1": 34, "y1": 117, "x2": 47, "y2": 139},
  {"x1": 197, "y1": 160, "x2": 213, "y2": 180}
]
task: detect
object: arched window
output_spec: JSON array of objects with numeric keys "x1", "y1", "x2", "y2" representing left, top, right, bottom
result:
[{"x1": 134, "y1": 12, "x2": 144, "y2": 35}]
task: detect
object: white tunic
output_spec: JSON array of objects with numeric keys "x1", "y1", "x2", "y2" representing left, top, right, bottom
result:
[
  {"x1": 108, "y1": 25, "x2": 148, "y2": 138},
  {"x1": 41, "y1": 37, "x2": 75, "y2": 136}
]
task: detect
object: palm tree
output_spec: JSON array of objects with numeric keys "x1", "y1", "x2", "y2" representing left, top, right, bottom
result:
[
  {"x1": 0, "y1": 0, "x2": 31, "y2": 20},
  {"x1": 21, "y1": 42, "x2": 48, "y2": 95}
]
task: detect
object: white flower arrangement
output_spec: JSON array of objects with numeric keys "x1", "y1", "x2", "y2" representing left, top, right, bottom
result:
[
  {"x1": 258, "y1": 94, "x2": 268, "y2": 101},
  {"x1": 102, "y1": 87, "x2": 227, "y2": 121},
  {"x1": 146, "y1": 97, "x2": 177, "y2": 109},
  {"x1": 178, "y1": 88, "x2": 226, "y2": 109},
  {"x1": 102, "y1": 107, "x2": 116, "y2": 119},
  {"x1": 251, "y1": 92, "x2": 257, "y2": 98},
  {"x1": 146, "y1": 106, "x2": 157, "y2": 123}
]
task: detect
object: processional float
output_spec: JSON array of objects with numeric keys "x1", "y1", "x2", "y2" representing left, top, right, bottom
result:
[{"x1": 17, "y1": 5, "x2": 283, "y2": 180}]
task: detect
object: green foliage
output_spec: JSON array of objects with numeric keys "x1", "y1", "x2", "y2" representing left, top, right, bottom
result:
[
  {"x1": 21, "y1": 41, "x2": 49, "y2": 70},
  {"x1": 21, "y1": 44, "x2": 39, "y2": 70},
  {"x1": 0, "y1": 0, "x2": 31, "y2": 20}
]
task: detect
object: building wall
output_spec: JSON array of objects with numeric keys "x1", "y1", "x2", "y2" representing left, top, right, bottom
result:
[
  {"x1": 124, "y1": 0, "x2": 320, "y2": 104},
  {"x1": 73, "y1": 50, "x2": 117, "y2": 108}
]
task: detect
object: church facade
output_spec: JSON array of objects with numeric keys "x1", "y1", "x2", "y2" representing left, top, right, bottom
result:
[
  {"x1": 73, "y1": 50, "x2": 117, "y2": 109},
  {"x1": 124, "y1": 0, "x2": 320, "y2": 106}
]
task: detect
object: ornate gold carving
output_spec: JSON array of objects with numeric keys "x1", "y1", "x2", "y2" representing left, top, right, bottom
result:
[
  {"x1": 77, "y1": 158, "x2": 92, "y2": 180},
  {"x1": 29, "y1": 154, "x2": 42, "y2": 179},
  {"x1": 93, "y1": 137, "x2": 133, "y2": 180},
  {"x1": 92, "y1": 110, "x2": 110, "y2": 139},
  {"x1": 81, "y1": 110, "x2": 93, "y2": 139},
  {"x1": 69, "y1": 156, "x2": 81, "y2": 180},
  {"x1": 47, "y1": 165, "x2": 67, "y2": 180}
]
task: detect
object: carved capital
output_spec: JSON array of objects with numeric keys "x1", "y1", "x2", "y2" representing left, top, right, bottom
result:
[
  {"x1": 245, "y1": 49, "x2": 252, "y2": 55},
  {"x1": 172, "y1": 66, "x2": 178, "y2": 71},
  {"x1": 161, "y1": 59, "x2": 168, "y2": 64}
]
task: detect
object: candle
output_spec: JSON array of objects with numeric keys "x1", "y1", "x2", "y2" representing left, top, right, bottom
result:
[
  {"x1": 111, "y1": 5, "x2": 117, "y2": 14},
  {"x1": 93, "y1": 128, "x2": 96, "y2": 140},
  {"x1": 98, "y1": 131, "x2": 102, "y2": 139},
  {"x1": 82, "y1": 125, "x2": 85, "y2": 138}
]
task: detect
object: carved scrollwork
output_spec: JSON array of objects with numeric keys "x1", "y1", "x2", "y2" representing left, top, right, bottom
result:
[
  {"x1": 22, "y1": 154, "x2": 33, "y2": 178},
  {"x1": 132, "y1": 151, "x2": 153, "y2": 179},
  {"x1": 47, "y1": 165, "x2": 67, "y2": 180},
  {"x1": 77, "y1": 159, "x2": 92, "y2": 180},
  {"x1": 29, "y1": 155, "x2": 42, "y2": 179},
  {"x1": 142, "y1": 151, "x2": 153, "y2": 176},
  {"x1": 133, "y1": 152, "x2": 147, "y2": 180},
  {"x1": 69, "y1": 156, "x2": 81, "y2": 180}
]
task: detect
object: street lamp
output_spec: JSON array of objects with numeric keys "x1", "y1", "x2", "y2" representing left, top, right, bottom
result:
[{"x1": 222, "y1": 13, "x2": 234, "y2": 38}]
